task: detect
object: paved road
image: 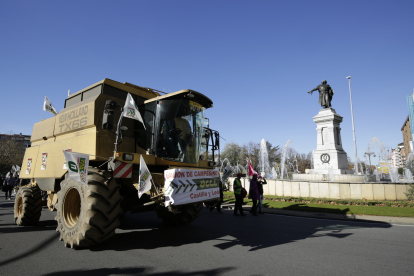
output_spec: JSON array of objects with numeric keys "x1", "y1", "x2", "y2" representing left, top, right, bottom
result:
[{"x1": 1, "y1": 195, "x2": 414, "y2": 276}]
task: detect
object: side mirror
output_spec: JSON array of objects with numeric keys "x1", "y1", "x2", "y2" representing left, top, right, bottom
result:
[
  {"x1": 103, "y1": 100, "x2": 121, "y2": 130},
  {"x1": 105, "y1": 100, "x2": 122, "y2": 111}
]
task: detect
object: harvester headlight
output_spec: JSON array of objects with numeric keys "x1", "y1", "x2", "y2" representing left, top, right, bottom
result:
[
  {"x1": 123, "y1": 153, "x2": 134, "y2": 161},
  {"x1": 208, "y1": 161, "x2": 215, "y2": 167}
]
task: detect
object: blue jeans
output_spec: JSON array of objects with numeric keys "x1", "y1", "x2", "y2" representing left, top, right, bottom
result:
[{"x1": 257, "y1": 195, "x2": 263, "y2": 211}]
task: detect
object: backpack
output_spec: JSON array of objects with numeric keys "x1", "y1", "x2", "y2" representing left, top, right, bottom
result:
[{"x1": 241, "y1": 188, "x2": 247, "y2": 199}]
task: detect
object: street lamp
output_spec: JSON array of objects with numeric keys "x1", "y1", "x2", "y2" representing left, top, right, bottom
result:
[
  {"x1": 364, "y1": 151, "x2": 376, "y2": 174},
  {"x1": 347, "y1": 76, "x2": 359, "y2": 174}
]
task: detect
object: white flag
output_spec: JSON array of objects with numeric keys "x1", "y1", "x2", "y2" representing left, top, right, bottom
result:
[
  {"x1": 122, "y1": 93, "x2": 146, "y2": 129},
  {"x1": 43, "y1": 96, "x2": 58, "y2": 116},
  {"x1": 16, "y1": 165, "x2": 21, "y2": 172},
  {"x1": 12, "y1": 165, "x2": 16, "y2": 172},
  {"x1": 63, "y1": 151, "x2": 89, "y2": 186},
  {"x1": 221, "y1": 164, "x2": 233, "y2": 183},
  {"x1": 138, "y1": 155, "x2": 152, "y2": 198}
]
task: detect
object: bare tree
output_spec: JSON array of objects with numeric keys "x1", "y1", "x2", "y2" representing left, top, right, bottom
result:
[
  {"x1": 220, "y1": 142, "x2": 242, "y2": 166},
  {"x1": 0, "y1": 137, "x2": 25, "y2": 174}
]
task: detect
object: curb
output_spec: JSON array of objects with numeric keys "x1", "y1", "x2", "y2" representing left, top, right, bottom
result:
[{"x1": 221, "y1": 204, "x2": 414, "y2": 225}]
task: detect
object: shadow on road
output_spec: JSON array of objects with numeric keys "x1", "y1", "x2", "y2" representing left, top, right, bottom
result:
[
  {"x1": 91, "y1": 207, "x2": 392, "y2": 253},
  {"x1": 0, "y1": 195, "x2": 393, "y2": 262},
  {"x1": 279, "y1": 203, "x2": 352, "y2": 215},
  {"x1": 0, "y1": 219, "x2": 57, "y2": 234},
  {"x1": 42, "y1": 267, "x2": 235, "y2": 276},
  {"x1": 0, "y1": 232, "x2": 59, "y2": 267}
]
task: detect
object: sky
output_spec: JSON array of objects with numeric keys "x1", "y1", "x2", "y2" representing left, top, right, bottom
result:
[{"x1": 1, "y1": 0, "x2": 413, "y2": 166}]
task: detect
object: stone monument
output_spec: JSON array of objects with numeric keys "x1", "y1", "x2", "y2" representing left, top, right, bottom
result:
[
  {"x1": 305, "y1": 107, "x2": 353, "y2": 175},
  {"x1": 294, "y1": 80, "x2": 362, "y2": 181}
]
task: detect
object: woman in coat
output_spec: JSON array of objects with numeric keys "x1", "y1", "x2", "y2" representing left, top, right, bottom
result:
[
  {"x1": 3, "y1": 172, "x2": 16, "y2": 200},
  {"x1": 248, "y1": 174, "x2": 260, "y2": 216}
]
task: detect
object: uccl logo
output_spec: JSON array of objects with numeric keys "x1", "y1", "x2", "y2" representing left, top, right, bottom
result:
[
  {"x1": 68, "y1": 161, "x2": 78, "y2": 172},
  {"x1": 127, "y1": 107, "x2": 135, "y2": 116}
]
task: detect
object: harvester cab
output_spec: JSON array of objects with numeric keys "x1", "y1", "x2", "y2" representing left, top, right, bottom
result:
[{"x1": 104, "y1": 89, "x2": 219, "y2": 165}]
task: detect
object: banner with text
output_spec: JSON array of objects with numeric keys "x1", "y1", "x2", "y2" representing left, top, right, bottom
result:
[
  {"x1": 63, "y1": 151, "x2": 89, "y2": 186},
  {"x1": 164, "y1": 168, "x2": 220, "y2": 206}
]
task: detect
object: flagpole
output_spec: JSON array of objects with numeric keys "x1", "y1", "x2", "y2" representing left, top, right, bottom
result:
[{"x1": 150, "y1": 178, "x2": 160, "y2": 195}]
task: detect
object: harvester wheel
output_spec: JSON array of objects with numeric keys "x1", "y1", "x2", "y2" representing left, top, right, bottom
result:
[
  {"x1": 55, "y1": 167, "x2": 122, "y2": 249},
  {"x1": 14, "y1": 186, "x2": 42, "y2": 226},
  {"x1": 156, "y1": 202, "x2": 203, "y2": 226}
]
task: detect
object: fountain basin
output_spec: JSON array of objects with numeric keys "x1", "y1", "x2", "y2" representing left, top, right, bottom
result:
[
  {"x1": 227, "y1": 177, "x2": 410, "y2": 200},
  {"x1": 294, "y1": 172, "x2": 365, "y2": 182}
]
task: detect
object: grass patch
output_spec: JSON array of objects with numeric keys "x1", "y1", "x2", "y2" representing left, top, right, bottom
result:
[{"x1": 223, "y1": 192, "x2": 414, "y2": 217}]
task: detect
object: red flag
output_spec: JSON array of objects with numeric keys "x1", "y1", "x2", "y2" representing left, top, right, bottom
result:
[{"x1": 248, "y1": 162, "x2": 258, "y2": 177}]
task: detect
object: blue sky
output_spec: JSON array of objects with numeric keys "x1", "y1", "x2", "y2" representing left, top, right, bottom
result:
[{"x1": 1, "y1": 0, "x2": 413, "y2": 166}]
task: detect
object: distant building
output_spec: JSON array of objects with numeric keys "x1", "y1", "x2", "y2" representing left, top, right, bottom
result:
[
  {"x1": 394, "y1": 143, "x2": 405, "y2": 168},
  {"x1": 388, "y1": 149, "x2": 396, "y2": 167},
  {"x1": 0, "y1": 133, "x2": 31, "y2": 151},
  {"x1": 401, "y1": 115, "x2": 412, "y2": 154}
]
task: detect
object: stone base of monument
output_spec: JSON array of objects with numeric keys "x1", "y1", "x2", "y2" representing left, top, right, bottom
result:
[
  {"x1": 304, "y1": 108, "x2": 362, "y2": 181},
  {"x1": 305, "y1": 169, "x2": 354, "y2": 175},
  {"x1": 292, "y1": 173, "x2": 365, "y2": 182}
]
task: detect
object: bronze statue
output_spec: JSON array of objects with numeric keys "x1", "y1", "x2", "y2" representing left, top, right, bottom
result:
[{"x1": 308, "y1": 80, "x2": 334, "y2": 108}]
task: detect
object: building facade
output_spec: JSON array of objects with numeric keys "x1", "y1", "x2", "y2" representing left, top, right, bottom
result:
[
  {"x1": 401, "y1": 115, "x2": 411, "y2": 154},
  {"x1": 0, "y1": 133, "x2": 31, "y2": 149},
  {"x1": 387, "y1": 149, "x2": 396, "y2": 168}
]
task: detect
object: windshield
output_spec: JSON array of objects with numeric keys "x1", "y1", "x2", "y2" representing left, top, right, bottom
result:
[{"x1": 154, "y1": 99, "x2": 206, "y2": 163}]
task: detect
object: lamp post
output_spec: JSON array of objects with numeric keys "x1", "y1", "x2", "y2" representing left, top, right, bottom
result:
[
  {"x1": 347, "y1": 76, "x2": 359, "y2": 174},
  {"x1": 364, "y1": 151, "x2": 376, "y2": 174}
]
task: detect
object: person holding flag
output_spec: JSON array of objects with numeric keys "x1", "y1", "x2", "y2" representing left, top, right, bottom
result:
[{"x1": 248, "y1": 174, "x2": 260, "y2": 216}]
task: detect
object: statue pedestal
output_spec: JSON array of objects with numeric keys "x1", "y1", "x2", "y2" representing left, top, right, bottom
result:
[{"x1": 306, "y1": 108, "x2": 354, "y2": 175}]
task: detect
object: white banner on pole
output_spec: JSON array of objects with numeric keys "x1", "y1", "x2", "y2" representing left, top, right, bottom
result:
[
  {"x1": 164, "y1": 168, "x2": 220, "y2": 206},
  {"x1": 221, "y1": 164, "x2": 233, "y2": 183},
  {"x1": 138, "y1": 155, "x2": 152, "y2": 198},
  {"x1": 122, "y1": 93, "x2": 146, "y2": 129},
  {"x1": 43, "y1": 96, "x2": 58, "y2": 116},
  {"x1": 63, "y1": 151, "x2": 89, "y2": 186}
]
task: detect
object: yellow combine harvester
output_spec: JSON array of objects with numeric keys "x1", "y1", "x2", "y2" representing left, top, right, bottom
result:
[{"x1": 16, "y1": 79, "x2": 220, "y2": 248}]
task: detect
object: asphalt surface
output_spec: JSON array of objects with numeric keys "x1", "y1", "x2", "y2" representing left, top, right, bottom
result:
[{"x1": 1, "y1": 194, "x2": 414, "y2": 276}]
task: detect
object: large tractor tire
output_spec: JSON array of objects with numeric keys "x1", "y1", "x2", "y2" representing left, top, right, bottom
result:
[
  {"x1": 156, "y1": 202, "x2": 203, "y2": 226},
  {"x1": 55, "y1": 167, "x2": 123, "y2": 249},
  {"x1": 14, "y1": 186, "x2": 42, "y2": 226}
]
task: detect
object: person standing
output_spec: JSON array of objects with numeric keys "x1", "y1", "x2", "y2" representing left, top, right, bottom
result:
[
  {"x1": 233, "y1": 173, "x2": 246, "y2": 216},
  {"x1": 3, "y1": 173, "x2": 16, "y2": 200},
  {"x1": 248, "y1": 174, "x2": 260, "y2": 216},
  {"x1": 257, "y1": 176, "x2": 267, "y2": 214}
]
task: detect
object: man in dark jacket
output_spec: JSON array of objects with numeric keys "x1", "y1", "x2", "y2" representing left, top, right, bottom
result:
[
  {"x1": 3, "y1": 173, "x2": 16, "y2": 200},
  {"x1": 257, "y1": 176, "x2": 267, "y2": 214}
]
